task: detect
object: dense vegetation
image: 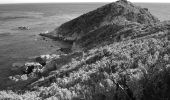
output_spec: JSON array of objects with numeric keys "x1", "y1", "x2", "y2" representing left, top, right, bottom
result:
[{"x1": 1, "y1": 0, "x2": 170, "y2": 100}]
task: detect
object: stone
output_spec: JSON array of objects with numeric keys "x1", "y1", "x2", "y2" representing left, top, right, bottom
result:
[
  {"x1": 35, "y1": 56, "x2": 46, "y2": 66},
  {"x1": 35, "y1": 54, "x2": 60, "y2": 66},
  {"x1": 24, "y1": 62, "x2": 42, "y2": 74}
]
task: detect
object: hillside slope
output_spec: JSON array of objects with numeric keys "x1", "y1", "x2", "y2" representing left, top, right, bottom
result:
[
  {"x1": 1, "y1": 0, "x2": 170, "y2": 100},
  {"x1": 43, "y1": 0, "x2": 160, "y2": 51},
  {"x1": 47, "y1": 0, "x2": 159, "y2": 40}
]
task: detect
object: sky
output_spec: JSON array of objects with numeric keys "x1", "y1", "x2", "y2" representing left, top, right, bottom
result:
[{"x1": 0, "y1": 0, "x2": 170, "y2": 4}]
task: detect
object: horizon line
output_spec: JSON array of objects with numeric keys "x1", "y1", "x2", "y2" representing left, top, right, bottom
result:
[{"x1": 1, "y1": 2, "x2": 170, "y2": 4}]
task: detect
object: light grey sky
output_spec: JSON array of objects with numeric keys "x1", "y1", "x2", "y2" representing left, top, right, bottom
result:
[{"x1": 0, "y1": 0, "x2": 170, "y2": 4}]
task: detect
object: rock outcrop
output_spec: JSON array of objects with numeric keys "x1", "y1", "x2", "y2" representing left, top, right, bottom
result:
[
  {"x1": 42, "y1": 0, "x2": 160, "y2": 51},
  {"x1": 47, "y1": 0, "x2": 159, "y2": 42}
]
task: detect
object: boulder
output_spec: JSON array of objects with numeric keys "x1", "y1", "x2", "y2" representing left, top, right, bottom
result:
[
  {"x1": 35, "y1": 54, "x2": 60, "y2": 66},
  {"x1": 35, "y1": 56, "x2": 46, "y2": 66},
  {"x1": 24, "y1": 62, "x2": 42, "y2": 74},
  {"x1": 9, "y1": 74, "x2": 28, "y2": 82}
]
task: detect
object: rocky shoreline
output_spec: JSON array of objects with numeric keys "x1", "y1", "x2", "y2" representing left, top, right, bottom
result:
[
  {"x1": 39, "y1": 33, "x2": 74, "y2": 44},
  {"x1": 8, "y1": 49, "x2": 74, "y2": 89},
  {"x1": 5, "y1": 29, "x2": 76, "y2": 90}
]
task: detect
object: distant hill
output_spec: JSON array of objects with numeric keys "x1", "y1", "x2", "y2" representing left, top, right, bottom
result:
[{"x1": 45, "y1": 0, "x2": 159, "y2": 50}]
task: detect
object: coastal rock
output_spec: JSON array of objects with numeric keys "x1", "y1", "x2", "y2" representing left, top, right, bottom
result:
[
  {"x1": 9, "y1": 74, "x2": 28, "y2": 82},
  {"x1": 40, "y1": 0, "x2": 160, "y2": 51},
  {"x1": 40, "y1": 54, "x2": 60, "y2": 61},
  {"x1": 9, "y1": 54, "x2": 60, "y2": 82},
  {"x1": 35, "y1": 56, "x2": 46, "y2": 66},
  {"x1": 46, "y1": 0, "x2": 159, "y2": 42},
  {"x1": 9, "y1": 62, "x2": 43, "y2": 83},
  {"x1": 24, "y1": 62, "x2": 43, "y2": 74},
  {"x1": 35, "y1": 54, "x2": 60, "y2": 66},
  {"x1": 11, "y1": 62, "x2": 43, "y2": 75}
]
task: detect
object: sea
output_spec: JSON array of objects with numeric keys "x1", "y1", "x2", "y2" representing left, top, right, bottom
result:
[{"x1": 0, "y1": 3, "x2": 170, "y2": 89}]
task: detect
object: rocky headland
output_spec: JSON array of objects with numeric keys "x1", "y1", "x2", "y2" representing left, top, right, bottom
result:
[{"x1": 0, "y1": 0, "x2": 170, "y2": 100}]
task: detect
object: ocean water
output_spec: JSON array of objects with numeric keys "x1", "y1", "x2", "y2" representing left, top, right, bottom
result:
[
  {"x1": 0, "y1": 3, "x2": 105, "y2": 89},
  {"x1": 0, "y1": 3, "x2": 170, "y2": 89},
  {"x1": 136, "y1": 3, "x2": 170, "y2": 21}
]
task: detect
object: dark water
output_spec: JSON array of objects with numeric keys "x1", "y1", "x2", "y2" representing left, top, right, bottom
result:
[
  {"x1": 0, "y1": 3, "x2": 105, "y2": 89},
  {"x1": 0, "y1": 3, "x2": 170, "y2": 89}
]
